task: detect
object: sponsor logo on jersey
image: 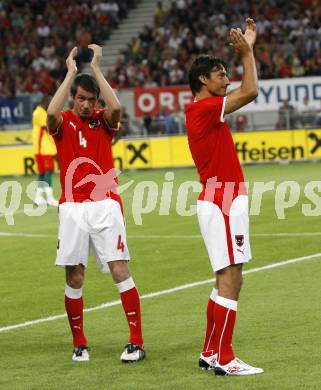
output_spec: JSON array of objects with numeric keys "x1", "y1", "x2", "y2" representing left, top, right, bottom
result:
[{"x1": 69, "y1": 121, "x2": 77, "y2": 130}]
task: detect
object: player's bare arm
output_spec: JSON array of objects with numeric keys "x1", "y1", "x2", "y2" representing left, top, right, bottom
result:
[
  {"x1": 47, "y1": 47, "x2": 78, "y2": 131},
  {"x1": 225, "y1": 18, "x2": 258, "y2": 114},
  {"x1": 88, "y1": 44, "x2": 121, "y2": 129}
]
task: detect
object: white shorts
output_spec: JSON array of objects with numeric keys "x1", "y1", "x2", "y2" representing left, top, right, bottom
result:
[
  {"x1": 197, "y1": 195, "x2": 251, "y2": 272},
  {"x1": 56, "y1": 199, "x2": 130, "y2": 273}
]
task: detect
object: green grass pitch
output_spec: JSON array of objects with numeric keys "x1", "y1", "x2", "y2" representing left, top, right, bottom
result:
[{"x1": 0, "y1": 162, "x2": 321, "y2": 389}]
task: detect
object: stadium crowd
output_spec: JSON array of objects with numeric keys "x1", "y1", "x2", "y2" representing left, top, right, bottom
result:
[
  {"x1": 1, "y1": 0, "x2": 320, "y2": 133},
  {"x1": 0, "y1": 0, "x2": 136, "y2": 98},
  {"x1": 1, "y1": 0, "x2": 320, "y2": 97},
  {"x1": 107, "y1": 0, "x2": 321, "y2": 89}
]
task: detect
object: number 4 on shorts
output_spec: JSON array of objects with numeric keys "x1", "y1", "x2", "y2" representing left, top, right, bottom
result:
[{"x1": 117, "y1": 235, "x2": 125, "y2": 252}]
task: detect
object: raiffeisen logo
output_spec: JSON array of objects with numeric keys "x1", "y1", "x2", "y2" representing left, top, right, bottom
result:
[
  {"x1": 235, "y1": 142, "x2": 305, "y2": 162},
  {"x1": 308, "y1": 132, "x2": 321, "y2": 154}
]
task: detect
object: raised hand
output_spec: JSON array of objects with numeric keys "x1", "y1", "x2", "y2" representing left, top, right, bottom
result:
[
  {"x1": 244, "y1": 18, "x2": 256, "y2": 48},
  {"x1": 229, "y1": 18, "x2": 256, "y2": 55},
  {"x1": 66, "y1": 46, "x2": 78, "y2": 74},
  {"x1": 88, "y1": 44, "x2": 102, "y2": 70}
]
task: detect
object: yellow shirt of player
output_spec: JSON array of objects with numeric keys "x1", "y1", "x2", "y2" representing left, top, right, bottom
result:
[{"x1": 32, "y1": 105, "x2": 57, "y2": 155}]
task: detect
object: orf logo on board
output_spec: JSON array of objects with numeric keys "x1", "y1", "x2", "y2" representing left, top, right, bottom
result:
[{"x1": 235, "y1": 235, "x2": 244, "y2": 246}]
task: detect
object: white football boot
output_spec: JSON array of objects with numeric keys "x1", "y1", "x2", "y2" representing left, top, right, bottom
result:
[
  {"x1": 72, "y1": 346, "x2": 90, "y2": 362},
  {"x1": 34, "y1": 187, "x2": 47, "y2": 206},
  {"x1": 199, "y1": 353, "x2": 217, "y2": 370},
  {"x1": 215, "y1": 357, "x2": 264, "y2": 376},
  {"x1": 44, "y1": 187, "x2": 59, "y2": 207},
  {"x1": 120, "y1": 343, "x2": 145, "y2": 363}
]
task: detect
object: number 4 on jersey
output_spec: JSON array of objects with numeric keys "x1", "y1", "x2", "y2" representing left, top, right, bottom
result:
[
  {"x1": 79, "y1": 131, "x2": 87, "y2": 148},
  {"x1": 117, "y1": 235, "x2": 125, "y2": 252}
]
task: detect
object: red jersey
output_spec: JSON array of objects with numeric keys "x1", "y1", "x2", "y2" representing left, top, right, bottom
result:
[
  {"x1": 50, "y1": 109, "x2": 121, "y2": 205},
  {"x1": 185, "y1": 96, "x2": 245, "y2": 203}
]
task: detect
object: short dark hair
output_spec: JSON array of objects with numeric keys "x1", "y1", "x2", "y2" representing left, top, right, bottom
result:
[
  {"x1": 71, "y1": 73, "x2": 100, "y2": 98},
  {"x1": 188, "y1": 55, "x2": 228, "y2": 95}
]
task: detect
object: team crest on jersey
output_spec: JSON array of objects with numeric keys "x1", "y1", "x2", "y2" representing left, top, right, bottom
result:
[
  {"x1": 235, "y1": 235, "x2": 244, "y2": 246},
  {"x1": 89, "y1": 119, "x2": 100, "y2": 129}
]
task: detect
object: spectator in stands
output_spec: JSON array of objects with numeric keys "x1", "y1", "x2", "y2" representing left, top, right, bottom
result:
[
  {"x1": 30, "y1": 83, "x2": 44, "y2": 109},
  {"x1": 108, "y1": 0, "x2": 321, "y2": 89},
  {"x1": 104, "y1": 0, "x2": 120, "y2": 27},
  {"x1": 172, "y1": 105, "x2": 186, "y2": 133},
  {"x1": 120, "y1": 106, "x2": 131, "y2": 136},
  {"x1": 154, "y1": 1, "x2": 167, "y2": 20},
  {"x1": 298, "y1": 96, "x2": 318, "y2": 128},
  {"x1": 153, "y1": 106, "x2": 167, "y2": 134},
  {"x1": 1, "y1": 0, "x2": 320, "y2": 100},
  {"x1": 154, "y1": 106, "x2": 177, "y2": 134},
  {"x1": 142, "y1": 112, "x2": 152, "y2": 134},
  {"x1": 36, "y1": 15, "x2": 50, "y2": 39},
  {"x1": 235, "y1": 114, "x2": 248, "y2": 132},
  {"x1": 0, "y1": 0, "x2": 137, "y2": 98},
  {"x1": 313, "y1": 101, "x2": 321, "y2": 128},
  {"x1": 276, "y1": 99, "x2": 298, "y2": 129}
]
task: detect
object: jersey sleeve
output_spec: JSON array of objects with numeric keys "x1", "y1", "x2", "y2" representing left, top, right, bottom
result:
[
  {"x1": 199, "y1": 96, "x2": 226, "y2": 125},
  {"x1": 100, "y1": 109, "x2": 120, "y2": 132},
  {"x1": 48, "y1": 111, "x2": 66, "y2": 137}
]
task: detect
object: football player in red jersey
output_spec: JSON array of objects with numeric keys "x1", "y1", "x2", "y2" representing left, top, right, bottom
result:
[
  {"x1": 47, "y1": 44, "x2": 145, "y2": 363},
  {"x1": 185, "y1": 19, "x2": 263, "y2": 376}
]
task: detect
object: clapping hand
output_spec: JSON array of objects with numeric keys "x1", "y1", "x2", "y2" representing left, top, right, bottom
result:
[
  {"x1": 66, "y1": 47, "x2": 78, "y2": 74},
  {"x1": 88, "y1": 44, "x2": 102, "y2": 70},
  {"x1": 229, "y1": 18, "x2": 256, "y2": 54}
]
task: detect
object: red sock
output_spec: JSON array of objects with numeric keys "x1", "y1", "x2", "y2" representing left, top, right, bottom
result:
[
  {"x1": 64, "y1": 286, "x2": 87, "y2": 348},
  {"x1": 202, "y1": 288, "x2": 218, "y2": 356},
  {"x1": 214, "y1": 296, "x2": 237, "y2": 365},
  {"x1": 117, "y1": 278, "x2": 143, "y2": 348}
]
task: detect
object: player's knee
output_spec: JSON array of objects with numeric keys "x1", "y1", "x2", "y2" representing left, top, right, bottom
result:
[
  {"x1": 66, "y1": 266, "x2": 84, "y2": 288},
  {"x1": 217, "y1": 268, "x2": 242, "y2": 298},
  {"x1": 67, "y1": 275, "x2": 84, "y2": 289},
  {"x1": 219, "y1": 278, "x2": 236, "y2": 294},
  {"x1": 109, "y1": 260, "x2": 130, "y2": 283}
]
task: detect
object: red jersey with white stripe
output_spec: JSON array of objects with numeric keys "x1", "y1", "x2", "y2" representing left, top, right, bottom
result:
[
  {"x1": 50, "y1": 109, "x2": 121, "y2": 205},
  {"x1": 185, "y1": 96, "x2": 245, "y2": 203}
]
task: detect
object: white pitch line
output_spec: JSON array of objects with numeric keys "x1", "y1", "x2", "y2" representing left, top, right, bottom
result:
[
  {"x1": 0, "y1": 251, "x2": 321, "y2": 334},
  {"x1": 0, "y1": 232, "x2": 54, "y2": 238}
]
